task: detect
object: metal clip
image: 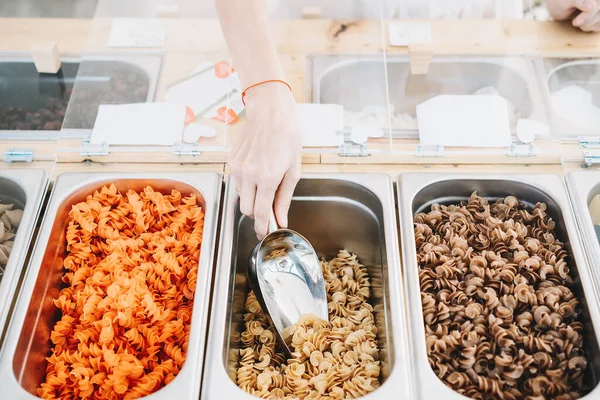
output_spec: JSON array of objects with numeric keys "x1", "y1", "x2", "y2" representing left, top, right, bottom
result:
[
  {"x1": 415, "y1": 144, "x2": 444, "y2": 157},
  {"x1": 583, "y1": 151, "x2": 600, "y2": 168},
  {"x1": 338, "y1": 142, "x2": 370, "y2": 157},
  {"x1": 508, "y1": 143, "x2": 536, "y2": 157},
  {"x1": 80, "y1": 140, "x2": 109, "y2": 157},
  {"x1": 172, "y1": 142, "x2": 201, "y2": 156},
  {"x1": 3, "y1": 148, "x2": 33, "y2": 163},
  {"x1": 579, "y1": 137, "x2": 600, "y2": 149}
]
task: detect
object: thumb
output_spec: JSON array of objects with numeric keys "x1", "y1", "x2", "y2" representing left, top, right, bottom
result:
[
  {"x1": 547, "y1": 0, "x2": 596, "y2": 20},
  {"x1": 273, "y1": 170, "x2": 300, "y2": 228}
]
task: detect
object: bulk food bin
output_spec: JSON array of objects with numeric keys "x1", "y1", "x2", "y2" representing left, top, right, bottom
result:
[
  {"x1": 0, "y1": 172, "x2": 221, "y2": 400},
  {"x1": 397, "y1": 173, "x2": 600, "y2": 399},
  {"x1": 308, "y1": 55, "x2": 546, "y2": 137},
  {"x1": 0, "y1": 170, "x2": 48, "y2": 348},
  {"x1": 202, "y1": 174, "x2": 413, "y2": 399},
  {"x1": 566, "y1": 171, "x2": 600, "y2": 299},
  {"x1": 0, "y1": 53, "x2": 161, "y2": 137}
]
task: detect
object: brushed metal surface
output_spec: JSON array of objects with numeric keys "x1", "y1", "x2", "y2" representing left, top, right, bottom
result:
[
  {"x1": 202, "y1": 174, "x2": 412, "y2": 399},
  {"x1": 0, "y1": 172, "x2": 221, "y2": 400},
  {"x1": 567, "y1": 171, "x2": 600, "y2": 303},
  {"x1": 0, "y1": 170, "x2": 48, "y2": 351},
  {"x1": 397, "y1": 173, "x2": 600, "y2": 399}
]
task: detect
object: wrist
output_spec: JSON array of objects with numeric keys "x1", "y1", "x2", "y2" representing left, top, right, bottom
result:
[{"x1": 242, "y1": 81, "x2": 295, "y2": 108}]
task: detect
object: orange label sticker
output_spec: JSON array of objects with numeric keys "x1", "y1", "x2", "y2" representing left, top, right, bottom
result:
[
  {"x1": 214, "y1": 61, "x2": 233, "y2": 79},
  {"x1": 212, "y1": 106, "x2": 239, "y2": 125},
  {"x1": 184, "y1": 106, "x2": 195, "y2": 125}
]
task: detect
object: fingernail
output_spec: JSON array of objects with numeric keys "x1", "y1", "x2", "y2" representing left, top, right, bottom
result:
[
  {"x1": 574, "y1": 15, "x2": 585, "y2": 26},
  {"x1": 280, "y1": 215, "x2": 288, "y2": 228}
]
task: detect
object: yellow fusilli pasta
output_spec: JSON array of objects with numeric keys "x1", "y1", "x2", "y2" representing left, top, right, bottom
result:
[{"x1": 236, "y1": 250, "x2": 381, "y2": 399}]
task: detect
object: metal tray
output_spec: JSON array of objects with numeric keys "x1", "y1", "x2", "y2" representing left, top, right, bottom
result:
[
  {"x1": 567, "y1": 171, "x2": 600, "y2": 300},
  {"x1": 0, "y1": 172, "x2": 222, "y2": 399},
  {"x1": 307, "y1": 55, "x2": 546, "y2": 137},
  {"x1": 0, "y1": 52, "x2": 162, "y2": 139},
  {"x1": 397, "y1": 173, "x2": 600, "y2": 399},
  {"x1": 0, "y1": 170, "x2": 48, "y2": 348},
  {"x1": 202, "y1": 174, "x2": 412, "y2": 399}
]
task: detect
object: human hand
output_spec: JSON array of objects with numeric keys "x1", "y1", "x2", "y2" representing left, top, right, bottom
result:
[
  {"x1": 229, "y1": 82, "x2": 302, "y2": 239},
  {"x1": 546, "y1": 0, "x2": 600, "y2": 32}
]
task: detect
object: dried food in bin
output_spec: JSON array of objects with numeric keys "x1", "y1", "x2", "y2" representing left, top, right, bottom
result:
[
  {"x1": 236, "y1": 250, "x2": 381, "y2": 399},
  {"x1": 0, "y1": 203, "x2": 23, "y2": 275},
  {"x1": 414, "y1": 192, "x2": 588, "y2": 399},
  {"x1": 37, "y1": 184, "x2": 205, "y2": 399}
]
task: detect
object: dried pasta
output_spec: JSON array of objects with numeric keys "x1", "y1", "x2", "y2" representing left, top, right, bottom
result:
[
  {"x1": 236, "y1": 250, "x2": 381, "y2": 399},
  {"x1": 38, "y1": 184, "x2": 205, "y2": 399},
  {"x1": 415, "y1": 192, "x2": 588, "y2": 399},
  {"x1": 0, "y1": 202, "x2": 23, "y2": 276}
]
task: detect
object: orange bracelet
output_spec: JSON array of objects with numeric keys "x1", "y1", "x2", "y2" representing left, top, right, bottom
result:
[{"x1": 241, "y1": 79, "x2": 292, "y2": 106}]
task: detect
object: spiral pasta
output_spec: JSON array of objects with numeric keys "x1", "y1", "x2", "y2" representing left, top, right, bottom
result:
[
  {"x1": 37, "y1": 184, "x2": 204, "y2": 399},
  {"x1": 0, "y1": 202, "x2": 23, "y2": 276},
  {"x1": 236, "y1": 250, "x2": 381, "y2": 399},
  {"x1": 415, "y1": 192, "x2": 588, "y2": 399}
]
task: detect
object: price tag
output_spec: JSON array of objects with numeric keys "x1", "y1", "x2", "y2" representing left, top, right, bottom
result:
[
  {"x1": 109, "y1": 19, "x2": 166, "y2": 48},
  {"x1": 388, "y1": 22, "x2": 431, "y2": 47}
]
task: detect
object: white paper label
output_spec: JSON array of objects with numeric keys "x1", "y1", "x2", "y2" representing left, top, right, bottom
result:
[
  {"x1": 109, "y1": 19, "x2": 165, "y2": 48},
  {"x1": 297, "y1": 104, "x2": 344, "y2": 147},
  {"x1": 417, "y1": 95, "x2": 511, "y2": 148},
  {"x1": 388, "y1": 22, "x2": 431, "y2": 47},
  {"x1": 91, "y1": 103, "x2": 185, "y2": 146}
]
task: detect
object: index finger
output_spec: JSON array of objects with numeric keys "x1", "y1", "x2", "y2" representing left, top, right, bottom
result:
[{"x1": 253, "y1": 184, "x2": 277, "y2": 239}]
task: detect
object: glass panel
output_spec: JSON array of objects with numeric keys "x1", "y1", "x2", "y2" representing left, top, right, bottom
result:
[
  {"x1": 58, "y1": 0, "x2": 233, "y2": 156},
  {"x1": 269, "y1": 0, "x2": 392, "y2": 155},
  {"x1": 0, "y1": 54, "x2": 78, "y2": 139},
  {"x1": 380, "y1": 1, "x2": 556, "y2": 158},
  {"x1": 539, "y1": 57, "x2": 600, "y2": 140}
]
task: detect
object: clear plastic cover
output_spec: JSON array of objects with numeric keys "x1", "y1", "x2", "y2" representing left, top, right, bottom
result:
[
  {"x1": 57, "y1": 0, "x2": 235, "y2": 159},
  {"x1": 538, "y1": 57, "x2": 600, "y2": 140}
]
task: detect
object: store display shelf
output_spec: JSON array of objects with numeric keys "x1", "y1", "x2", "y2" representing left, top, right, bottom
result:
[
  {"x1": 397, "y1": 173, "x2": 600, "y2": 399},
  {"x1": 567, "y1": 171, "x2": 600, "y2": 303},
  {"x1": 202, "y1": 174, "x2": 412, "y2": 399},
  {"x1": 0, "y1": 172, "x2": 221, "y2": 400},
  {"x1": 0, "y1": 170, "x2": 48, "y2": 348}
]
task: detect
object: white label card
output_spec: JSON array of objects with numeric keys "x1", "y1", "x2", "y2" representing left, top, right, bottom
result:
[
  {"x1": 109, "y1": 19, "x2": 166, "y2": 48},
  {"x1": 91, "y1": 103, "x2": 185, "y2": 146},
  {"x1": 297, "y1": 104, "x2": 344, "y2": 147},
  {"x1": 417, "y1": 95, "x2": 511, "y2": 148},
  {"x1": 388, "y1": 22, "x2": 432, "y2": 47}
]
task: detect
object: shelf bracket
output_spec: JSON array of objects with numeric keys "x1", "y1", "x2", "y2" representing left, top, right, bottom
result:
[
  {"x1": 414, "y1": 144, "x2": 444, "y2": 157},
  {"x1": 3, "y1": 148, "x2": 34, "y2": 163},
  {"x1": 172, "y1": 142, "x2": 201, "y2": 156},
  {"x1": 508, "y1": 143, "x2": 536, "y2": 157},
  {"x1": 583, "y1": 151, "x2": 600, "y2": 168},
  {"x1": 579, "y1": 136, "x2": 600, "y2": 149},
  {"x1": 338, "y1": 142, "x2": 370, "y2": 157},
  {"x1": 80, "y1": 139, "x2": 110, "y2": 157}
]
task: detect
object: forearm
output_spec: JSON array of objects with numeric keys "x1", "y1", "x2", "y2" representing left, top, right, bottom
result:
[{"x1": 215, "y1": 0, "x2": 285, "y2": 89}]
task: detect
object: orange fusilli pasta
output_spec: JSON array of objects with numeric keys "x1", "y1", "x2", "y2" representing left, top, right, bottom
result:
[{"x1": 38, "y1": 184, "x2": 204, "y2": 400}]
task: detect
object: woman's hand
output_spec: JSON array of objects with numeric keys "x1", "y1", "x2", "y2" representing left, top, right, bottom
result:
[
  {"x1": 547, "y1": 0, "x2": 600, "y2": 32},
  {"x1": 229, "y1": 82, "x2": 302, "y2": 239}
]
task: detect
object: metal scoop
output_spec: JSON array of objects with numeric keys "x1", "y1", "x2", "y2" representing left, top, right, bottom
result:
[{"x1": 248, "y1": 210, "x2": 328, "y2": 356}]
